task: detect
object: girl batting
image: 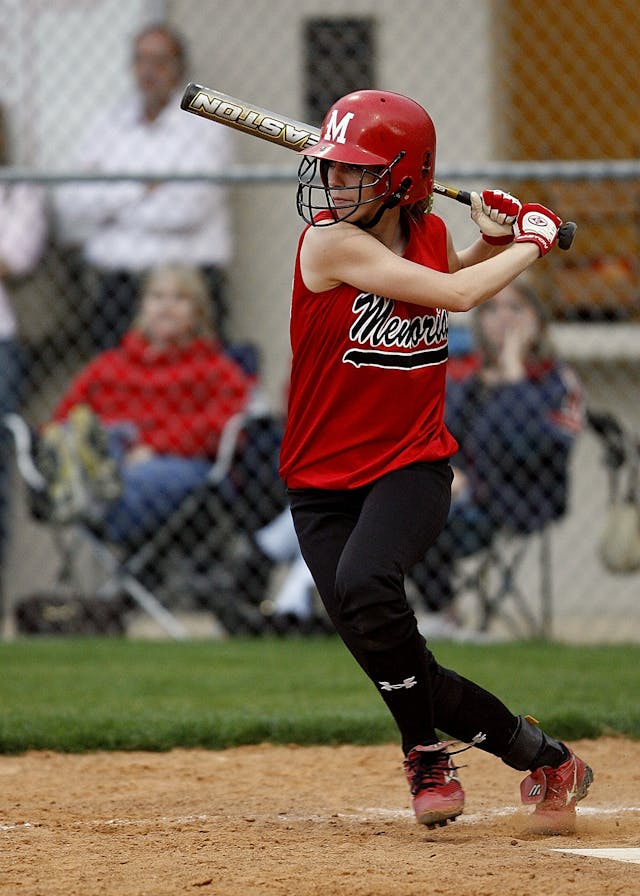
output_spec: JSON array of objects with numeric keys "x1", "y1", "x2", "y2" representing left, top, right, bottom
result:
[{"x1": 279, "y1": 89, "x2": 592, "y2": 830}]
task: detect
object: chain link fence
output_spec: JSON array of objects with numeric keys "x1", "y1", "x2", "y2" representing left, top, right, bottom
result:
[{"x1": 1, "y1": 0, "x2": 639, "y2": 642}]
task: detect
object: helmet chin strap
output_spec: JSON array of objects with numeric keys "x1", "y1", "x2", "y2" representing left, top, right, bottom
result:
[{"x1": 358, "y1": 177, "x2": 413, "y2": 230}]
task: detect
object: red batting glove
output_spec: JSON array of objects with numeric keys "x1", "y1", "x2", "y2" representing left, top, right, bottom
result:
[
  {"x1": 470, "y1": 189, "x2": 522, "y2": 245},
  {"x1": 513, "y1": 203, "x2": 562, "y2": 256}
]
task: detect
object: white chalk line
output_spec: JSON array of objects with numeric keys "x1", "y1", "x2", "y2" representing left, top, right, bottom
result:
[
  {"x1": 2, "y1": 804, "x2": 639, "y2": 832},
  {"x1": 553, "y1": 848, "x2": 640, "y2": 865},
  {"x1": 4, "y1": 808, "x2": 640, "y2": 866}
]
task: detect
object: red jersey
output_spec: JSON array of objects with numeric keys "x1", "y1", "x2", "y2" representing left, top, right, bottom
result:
[
  {"x1": 51, "y1": 331, "x2": 254, "y2": 458},
  {"x1": 279, "y1": 212, "x2": 458, "y2": 489}
]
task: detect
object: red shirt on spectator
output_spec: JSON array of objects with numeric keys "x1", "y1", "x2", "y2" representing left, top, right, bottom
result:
[{"x1": 51, "y1": 331, "x2": 254, "y2": 458}]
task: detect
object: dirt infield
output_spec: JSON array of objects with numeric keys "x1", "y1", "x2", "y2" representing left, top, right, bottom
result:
[{"x1": 1, "y1": 737, "x2": 639, "y2": 895}]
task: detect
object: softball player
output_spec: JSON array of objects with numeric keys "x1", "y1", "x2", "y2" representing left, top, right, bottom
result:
[{"x1": 279, "y1": 89, "x2": 592, "y2": 830}]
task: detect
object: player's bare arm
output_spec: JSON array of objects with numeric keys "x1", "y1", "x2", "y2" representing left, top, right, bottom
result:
[
  {"x1": 300, "y1": 218, "x2": 539, "y2": 312},
  {"x1": 454, "y1": 234, "x2": 510, "y2": 271}
]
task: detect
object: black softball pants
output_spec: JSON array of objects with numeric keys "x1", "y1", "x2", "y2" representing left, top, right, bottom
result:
[{"x1": 289, "y1": 461, "x2": 520, "y2": 757}]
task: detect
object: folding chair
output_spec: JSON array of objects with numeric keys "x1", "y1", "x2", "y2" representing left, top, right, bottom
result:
[
  {"x1": 457, "y1": 524, "x2": 554, "y2": 638},
  {"x1": 4, "y1": 394, "x2": 286, "y2": 639}
]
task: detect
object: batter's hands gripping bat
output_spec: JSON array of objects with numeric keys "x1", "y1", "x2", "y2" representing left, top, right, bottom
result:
[{"x1": 180, "y1": 83, "x2": 577, "y2": 250}]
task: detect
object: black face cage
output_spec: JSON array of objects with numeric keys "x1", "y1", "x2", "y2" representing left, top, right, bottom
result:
[{"x1": 296, "y1": 156, "x2": 396, "y2": 226}]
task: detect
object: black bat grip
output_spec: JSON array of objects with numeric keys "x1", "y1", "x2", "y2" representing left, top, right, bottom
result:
[{"x1": 557, "y1": 221, "x2": 577, "y2": 251}]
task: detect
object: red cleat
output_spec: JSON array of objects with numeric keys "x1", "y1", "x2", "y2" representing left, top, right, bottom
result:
[
  {"x1": 403, "y1": 742, "x2": 465, "y2": 828},
  {"x1": 520, "y1": 749, "x2": 593, "y2": 832}
]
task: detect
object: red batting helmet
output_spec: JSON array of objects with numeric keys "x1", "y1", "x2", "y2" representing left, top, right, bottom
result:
[{"x1": 296, "y1": 89, "x2": 436, "y2": 226}]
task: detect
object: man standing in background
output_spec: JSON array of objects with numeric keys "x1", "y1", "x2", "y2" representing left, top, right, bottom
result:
[{"x1": 54, "y1": 22, "x2": 235, "y2": 350}]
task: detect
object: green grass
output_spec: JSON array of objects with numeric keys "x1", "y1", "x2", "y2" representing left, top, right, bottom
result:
[{"x1": 1, "y1": 636, "x2": 638, "y2": 753}]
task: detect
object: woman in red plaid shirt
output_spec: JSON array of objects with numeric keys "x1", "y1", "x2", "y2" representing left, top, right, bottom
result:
[{"x1": 42, "y1": 263, "x2": 254, "y2": 543}]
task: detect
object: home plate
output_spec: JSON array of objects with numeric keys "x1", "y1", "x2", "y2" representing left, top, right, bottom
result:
[{"x1": 554, "y1": 848, "x2": 640, "y2": 865}]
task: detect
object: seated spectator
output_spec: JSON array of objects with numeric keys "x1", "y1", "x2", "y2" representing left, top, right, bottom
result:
[
  {"x1": 53, "y1": 22, "x2": 234, "y2": 351},
  {"x1": 38, "y1": 263, "x2": 255, "y2": 547},
  {"x1": 409, "y1": 276, "x2": 584, "y2": 633}
]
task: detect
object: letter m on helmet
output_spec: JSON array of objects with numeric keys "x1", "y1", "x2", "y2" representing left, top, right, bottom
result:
[{"x1": 323, "y1": 109, "x2": 355, "y2": 144}]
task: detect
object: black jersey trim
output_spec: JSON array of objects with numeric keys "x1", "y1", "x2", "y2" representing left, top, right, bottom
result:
[{"x1": 343, "y1": 346, "x2": 448, "y2": 369}]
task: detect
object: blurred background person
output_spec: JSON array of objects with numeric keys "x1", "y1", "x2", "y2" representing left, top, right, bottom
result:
[
  {"x1": 0, "y1": 100, "x2": 48, "y2": 609},
  {"x1": 38, "y1": 264, "x2": 255, "y2": 555},
  {"x1": 253, "y1": 505, "x2": 319, "y2": 630},
  {"x1": 53, "y1": 22, "x2": 234, "y2": 352},
  {"x1": 247, "y1": 504, "x2": 338, "y2": 635},
  {"x1": 409, "y1": 276, "x2": 585, "y2": 636}
]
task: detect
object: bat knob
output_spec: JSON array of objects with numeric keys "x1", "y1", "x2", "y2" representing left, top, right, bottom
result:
[{"x1": 557, "y1": 221, "x2": 577, "y2": 251}]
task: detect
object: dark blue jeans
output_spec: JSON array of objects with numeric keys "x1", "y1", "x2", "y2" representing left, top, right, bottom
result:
[
  {"x1": 102, "y1": 425, "x2": 211, "y2": 545},
  {"x1": 0, "y1": 339, "x2": 26, "y2": 573}
]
